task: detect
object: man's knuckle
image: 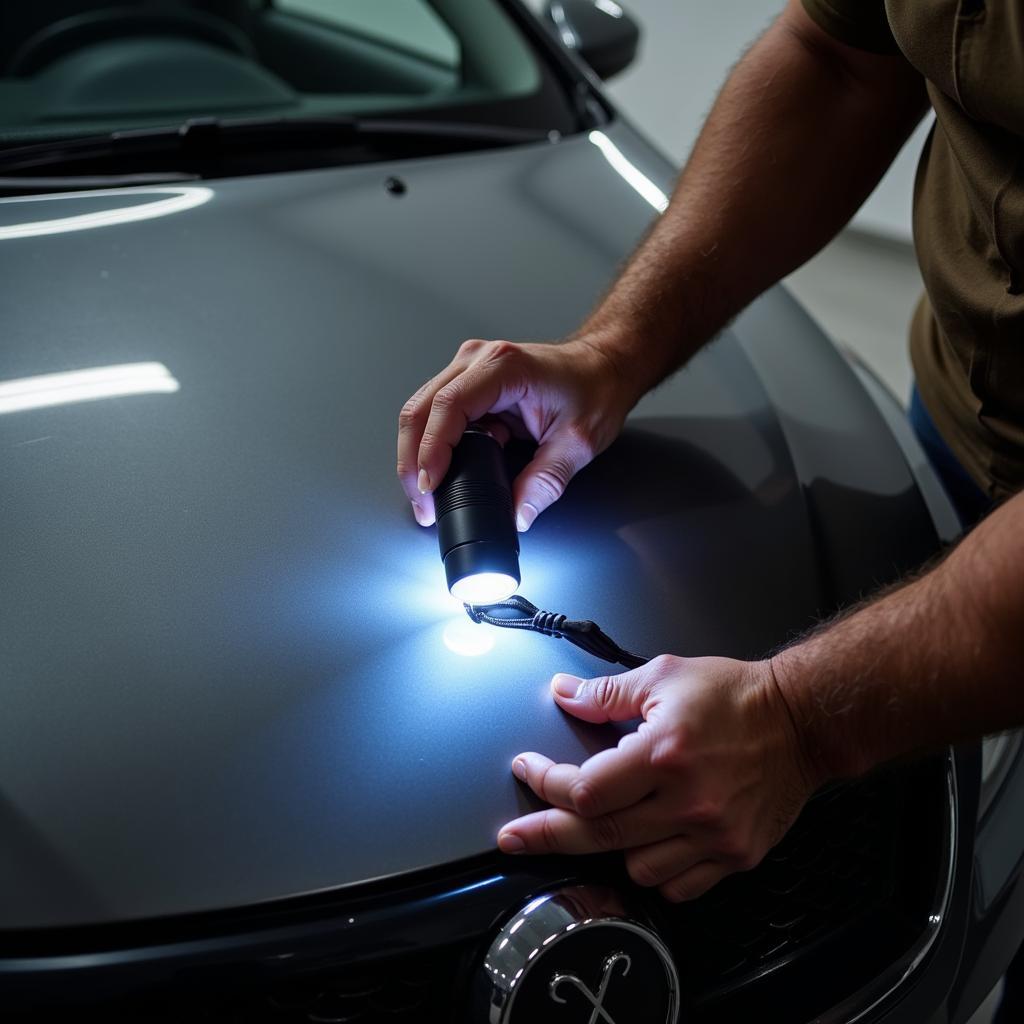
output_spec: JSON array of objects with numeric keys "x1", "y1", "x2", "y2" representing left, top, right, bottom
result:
[
  {"x1": 432, "y1": 385, "x2": 458, "y2": 412},
  {"x1": 568, "y1": 777, "x2": 601, "y2": 818},
  {"x1": 625, "y1": 852, "x2": 661, "y2": 888},
  {"x1": 536, "y1": 761, "x2": 556, "y2": 801},
  {"x1": 564, "y1": 422, "x2": 596, "y2": 459},
  {"x1": 591, "y1": 676, "x2": 616, "y2": 711},
  {"x1": 540, "y1": 814, "x2": 562, "y2": 853},
  {"x1": 715, "y1": 829, "x2": 748, "y2": 865},
  {"x1": 487, "y1": 339, "x2": 519, "y2": 363},
  {"x1": 648, "y1": 653, "x2": 680, "y2": 676},
  {"x1": 659, "y1": 878, "x2": 692, "y2": 904},
  {"x1": 686, "y1": 798, "x2": 723, "y2": 829},
  {"x1": 532, "y1": 467, "x2": 566, "y2": 503},
  {"x1": 398, "y1": 401, "x2": 422, "y2": 433},
  {"x1": 650, "y1": 732, "x2": 690, "y2": 772},
  {"x1": 548, "y1": 453, "x2": 577, "y2": 485},
  {"x1": 590, "y1": 813, "x2": 623, "y2": 851},
  {"x1": 734, "y1": 848, "x2": 761, "y2": 873},
  {"x1": 720, "y1": 834, "x2": 762, "y2": 872},
  {"x1": 459, "y1": 338, "x2": 485, "y2": 355}
]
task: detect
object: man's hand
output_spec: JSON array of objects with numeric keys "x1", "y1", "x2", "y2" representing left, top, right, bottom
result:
[
  {"x1": 497, "y1": 656, "x2": 820, "y2": 902},
  {"x1": 397, "y1": 337, "x2": 634, "y2": 530}
]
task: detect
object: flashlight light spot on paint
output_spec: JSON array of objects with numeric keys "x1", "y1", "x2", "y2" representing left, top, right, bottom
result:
[
  {"x1": 443, "y1": 618, "x2": 494, "y2": 658},
  {"x1": 450, "y1": 572, "x2": 518, "y2": 605}
]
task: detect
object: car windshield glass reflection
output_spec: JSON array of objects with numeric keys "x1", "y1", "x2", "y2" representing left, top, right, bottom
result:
[{"x1": 0, "y1": 0, "x2": 577, "y2": 180}]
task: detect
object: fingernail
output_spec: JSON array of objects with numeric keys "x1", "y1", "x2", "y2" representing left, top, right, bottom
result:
[
  {"x1": 516, "y1": 503, "x2": 538, "y2": 532},
  {"x1": 512, "y1": 758, "x2": 527, "y2": 781},
  {"x1": 498, "y1": 832, "x2": 525, "y2": 854},
  {"x1": 417, "y1": 468, "x2": 431, "y2": 494},
  {"x1": 552, "y1": 673, "x2": 582, "y2": 699},
  {"x1": 412, "y1": 501, "x2": 433, "y2": 527}
]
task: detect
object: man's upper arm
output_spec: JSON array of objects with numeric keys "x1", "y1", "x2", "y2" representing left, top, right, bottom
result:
[{"x1": 782, "y1": 0, "x2": 922, "y2": 107}]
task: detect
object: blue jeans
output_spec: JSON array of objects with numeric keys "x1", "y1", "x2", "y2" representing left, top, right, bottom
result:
[{"x1": 908, "y1": 387, "x2": 991, "y2": 529}]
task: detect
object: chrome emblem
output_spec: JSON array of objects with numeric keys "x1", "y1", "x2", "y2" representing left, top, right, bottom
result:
[
  {"x1": 478, "y1": 886, "x2": 679, "y2": 1023},
  {"x1": 550, "y1": 952, "x2": 631, "y2": 1023}
]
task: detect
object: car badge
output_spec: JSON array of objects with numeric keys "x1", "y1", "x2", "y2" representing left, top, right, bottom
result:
[
  {"x1": 478, "y1": 885, "x2": 679, "y2": 1023},
  {"x1": 550, "y1": 950, "x2": 631, "y2": 1022}
]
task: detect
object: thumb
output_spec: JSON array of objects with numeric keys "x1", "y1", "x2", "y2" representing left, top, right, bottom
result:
[
  {"x1": 512, "y1": 434, "x2": 592, "y2": 532},
  {"x1": 551, "y1": 666, "x2": 658, "y2": 724}
]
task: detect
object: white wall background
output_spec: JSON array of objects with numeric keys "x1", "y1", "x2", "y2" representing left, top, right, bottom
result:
[{"x1": 534, "y1": 0, "x2": 930, "y2": 241}]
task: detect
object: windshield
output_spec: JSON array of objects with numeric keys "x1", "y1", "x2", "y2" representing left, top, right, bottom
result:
[{"x1": 0, "y1": 0, "x2": 579, "y2": 146}]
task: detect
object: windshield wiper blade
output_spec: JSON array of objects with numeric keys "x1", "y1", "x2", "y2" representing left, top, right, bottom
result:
[
  {"x1": 0, "y1": 115, "x2": 554, "y2": 174},
  {"x1": 0, "y1": 171, "x2": 199, "y2": 195},
  {"x1": 357, "y1": 118, "x2": 554, "y2": 145},
  {"x1": 0, "y1": 116, "x2": 357, "y2": 172}
]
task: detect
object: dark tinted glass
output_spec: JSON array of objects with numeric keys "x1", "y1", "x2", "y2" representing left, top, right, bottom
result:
[{"x1": 0, "y1": 1, "x2": 578, "y2": 143}]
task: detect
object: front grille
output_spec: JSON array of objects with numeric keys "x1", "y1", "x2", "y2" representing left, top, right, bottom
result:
[
  {"x1": 261, "y1": 960, "x2": 440, "y2": 1022},
  {"x1": 201, "y1": 950, "x2": 464, "y2": 1023},
  {"x1": 8, "y1": 757, "x2": 948, "y2": 1023},
  {"x1": 660, "y1": 756, "x2": 948, "y2": 1021},
  {"x1": 678, "y1": 772, "x2": 901, "y2": 986}
]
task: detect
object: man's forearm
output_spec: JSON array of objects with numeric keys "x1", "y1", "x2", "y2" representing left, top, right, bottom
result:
[
  {"x1": 581, "y1": 0, "x2": 926, "y2": 404},
  {"x1": 773, "y1": 493, "x2": 1024, "y2": 782}
]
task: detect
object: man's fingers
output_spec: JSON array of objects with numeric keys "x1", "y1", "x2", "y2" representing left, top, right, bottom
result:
[
  {"x1": 511, "y1": 434, "x2": 592, "y2": 531},
  {"x1": 566, "y1": 738, "x2": 657, "y2": 816},
  {"x1": 416, "y1": 344, "x2": 527, "y2": 495},
  {"x1": 659, "y1": 861, "x2": 730, "y2": 903},
  {"x1": 512, "y1": 737, "x2": 654, "y2": 817},
  {"x1": 550, "y1": 663, "x2": 661, "y2": 725},
  {"x1": 497, "y1": 799, "x2": 674, "y2": 856},
  {"x1": 511, "y1": 753, "x2": 580, "y2": 811},
  {"x1": 624, "y1": 836, "x2": 702, "y2": 888},
  {"x1": 397, "y1": 362, "x2": 467, "y2": 523}
]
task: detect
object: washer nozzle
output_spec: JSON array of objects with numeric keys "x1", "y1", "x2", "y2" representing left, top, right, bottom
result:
[{"x1": 435, "y1": 429, "x2": 520, "y2": 604}]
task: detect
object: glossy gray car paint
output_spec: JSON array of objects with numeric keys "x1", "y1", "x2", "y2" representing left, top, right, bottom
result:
[{"x1": 0, "y1": 121, "x2": 944, "y2": 931}]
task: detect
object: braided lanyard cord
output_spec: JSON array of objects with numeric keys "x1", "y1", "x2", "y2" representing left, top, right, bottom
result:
[{"x1": 464, "y1": 595, "x2": 647, "y2": 670}]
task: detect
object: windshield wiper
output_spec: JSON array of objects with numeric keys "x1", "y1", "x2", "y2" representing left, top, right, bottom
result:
[
  {"x1": 0, "y1": 115, "x2": 555, "y2": 175},
  {"x1": 0, "y1": 171, "x2": 199, "y2": 194}
]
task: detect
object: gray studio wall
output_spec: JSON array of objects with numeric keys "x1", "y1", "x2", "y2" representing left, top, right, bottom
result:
[{"x1": 526, "y1": 0, "x2": 930, "y2": 241}]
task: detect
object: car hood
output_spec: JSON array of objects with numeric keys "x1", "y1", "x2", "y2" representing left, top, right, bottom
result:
[{"x1": 0, "y1": 128, "x2": 822, "y2": 929}]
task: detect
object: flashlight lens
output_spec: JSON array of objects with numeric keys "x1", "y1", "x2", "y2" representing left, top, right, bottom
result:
[{"x1": 450, "y1": 572, "x2": 519, "y2": 605}]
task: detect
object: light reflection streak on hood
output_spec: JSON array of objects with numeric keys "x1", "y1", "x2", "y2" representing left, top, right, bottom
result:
[
  {"x1": 0, "y1": 186, "x2": 213, "y2": 240},
  {"x1": 588, "y1": 130, "x2": 669, "y2": 212},
  {"x1": 0, "y1": 362, "x2": 179, "y2": 414}
]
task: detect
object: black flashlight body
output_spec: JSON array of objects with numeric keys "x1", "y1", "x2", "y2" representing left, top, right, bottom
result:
[{"x1": 434, "y1": 429, "x2": 520, "y2": 598}]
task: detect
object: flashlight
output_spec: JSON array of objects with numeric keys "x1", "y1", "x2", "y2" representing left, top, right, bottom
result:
[{"x1": 435, "y1": 428, "x2": 520, "y2": 605}]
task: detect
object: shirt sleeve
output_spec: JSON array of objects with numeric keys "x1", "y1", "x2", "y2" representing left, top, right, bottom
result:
[{"x1": 800, "y1": 0, "x2": 900, "y2": 55}]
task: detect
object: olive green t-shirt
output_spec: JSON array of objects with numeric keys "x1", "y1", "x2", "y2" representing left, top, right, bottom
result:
[{"x1": 802, "y1": 0, "x2": 1024, "y2": 501}]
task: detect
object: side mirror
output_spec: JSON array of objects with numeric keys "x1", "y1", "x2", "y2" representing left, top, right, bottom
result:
[{"x1": 543, "y1": 0, "x2": 641, "y2": 81}]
